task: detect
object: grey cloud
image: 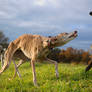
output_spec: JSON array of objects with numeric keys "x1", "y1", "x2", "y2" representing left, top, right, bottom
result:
[{"x1": 0, "y1": 0, "x2": 92, "y2": 50}]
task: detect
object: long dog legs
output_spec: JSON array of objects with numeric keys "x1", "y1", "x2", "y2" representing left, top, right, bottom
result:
[
  {"x1": 13, "y1": 60, "x2": 21, "y2": 78},
  {"x1": 13, "y1": 60, "x2": 25, "y2": 78},
  {"x1": 0, "y1": 42, "x2": 18, "y2": 74},
  {"x1": 0, "y1": 61, "x2": 10, "y2": 74},
  {"x1": 31, "y1": 59, "x2": 37, "y2": 86},
  {"x1": 46, "y1": 58, "x2": 59, "y2": 78}
]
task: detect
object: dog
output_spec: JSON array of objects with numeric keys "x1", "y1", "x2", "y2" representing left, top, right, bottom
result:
[
  {"x1": 89, "y1": 11, "x2": 92, "y2": 16},
  {"x1": 0, "y1": 31, "x2": 77, "y2": 86},
  {"x1": 85, "y1": 11, "x2": 92, "y2": 72},
  {"x1": 85, "y1": 56, "x2": 92, "y2": 72}
]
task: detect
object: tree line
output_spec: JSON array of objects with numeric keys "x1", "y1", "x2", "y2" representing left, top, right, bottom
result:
[{"x1": 48, "y1": 47, "x2": 90, "y2": 64}]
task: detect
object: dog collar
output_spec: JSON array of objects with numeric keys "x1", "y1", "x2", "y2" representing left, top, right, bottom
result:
[{"x1": 47, "y1": 40, "x2": 53, "y2": 50}]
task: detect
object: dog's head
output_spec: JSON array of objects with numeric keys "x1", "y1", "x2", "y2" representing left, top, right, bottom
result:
[{"x1": 49, "y1": 31, "x2": 78, "y2": 47}]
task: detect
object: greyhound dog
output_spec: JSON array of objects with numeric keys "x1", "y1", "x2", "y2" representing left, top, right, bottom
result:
[
  {"x1": 85, "y1": 11, "x2": 92, "y2": 72},
  {"x1": 85, "y1": 56, "x2": 92, "y2": 72},
  {"x1": 0, "y1": 31, "x2": 77, "y2": 86}
]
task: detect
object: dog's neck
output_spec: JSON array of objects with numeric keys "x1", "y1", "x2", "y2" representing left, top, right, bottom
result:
[{"x1": 47, "y1": 37, "x2": 54, "y2": 50}]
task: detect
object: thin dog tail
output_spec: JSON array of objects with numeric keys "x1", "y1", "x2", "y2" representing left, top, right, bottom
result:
[
  {"x1": 0, "y1": 42, "x2": 18, "y2": 74},
  {"x1": 85, "y1": 62, "x2": 92, "y2": 72}
]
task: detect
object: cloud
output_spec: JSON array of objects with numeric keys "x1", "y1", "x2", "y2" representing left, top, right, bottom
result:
[
  {"x1": 33, "y1": 0, "x2": 59, "y2": 8},
  {"x1": 34, "y1": 0, "x2": 46, "y2": 6},
  {"x1": 13, "y1": 20, "x2": 60, "y2": 30},
  {"x1": 0, "y1": 0, "x2": 92, "y2": 50}
]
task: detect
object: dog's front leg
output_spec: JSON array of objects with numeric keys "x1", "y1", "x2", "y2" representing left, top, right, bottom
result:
[
  {"x1": 17, "y1": 60, "x2": 24, "y2": 68},
  {"x1": 13, "y1": 60, "x2": 21, "y2": 78},
  {"x1": 31, "y1": 59, "x2": 37, "y2": 86},
  {"x1": 46, "y1": 58, "x2": 59, "y2": 78}
]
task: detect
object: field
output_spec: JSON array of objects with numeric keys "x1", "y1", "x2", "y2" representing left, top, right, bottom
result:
[{"x1": 0, "y1": 62, "x2": 92, "y2": 92}]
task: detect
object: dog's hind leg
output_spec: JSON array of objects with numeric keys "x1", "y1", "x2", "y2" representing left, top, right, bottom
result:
[
  {"x1": 0, "y1": 60, "x2": 11, "y2": 74},
  {"x1": 45, "y1": 58, "x2": 59, "y2": 78},
  {"x1": 0, "y1": 42, "x2": 18, "y2": 74}
]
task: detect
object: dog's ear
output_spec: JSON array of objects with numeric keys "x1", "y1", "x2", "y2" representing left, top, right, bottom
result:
[
  {"x1": 51, "y1": 37, "x2": 57, "y2": 42},
  {"x1": 46, "y1": 37, "x2": 58, "y2": 44},
  {"x1": 89, "y1": 11, "x2": 92, "y2": 16}
]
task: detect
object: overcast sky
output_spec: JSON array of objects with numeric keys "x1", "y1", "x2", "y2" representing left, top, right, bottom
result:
[{"x1": 0, "y1": 0, "x2": 92, "y2": 50}]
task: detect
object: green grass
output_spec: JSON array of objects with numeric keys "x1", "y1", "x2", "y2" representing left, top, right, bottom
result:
[{"x1": 0, "y1": 62, "x2": 92, "y2": 92}]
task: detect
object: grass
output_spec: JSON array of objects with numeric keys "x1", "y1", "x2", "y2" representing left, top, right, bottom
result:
[{"x1": 0, "y1": 62, "x2": 92, "y2": 92}]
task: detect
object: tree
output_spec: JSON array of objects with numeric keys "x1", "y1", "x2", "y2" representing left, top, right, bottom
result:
[
  {"x1": 0, "y1": 31, "x2": 9, "y2": 48},
  {"x1": 81, "y1": 52, "x2": 90, "y2": 64}
]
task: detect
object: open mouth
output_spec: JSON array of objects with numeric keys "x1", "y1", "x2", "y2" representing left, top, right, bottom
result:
[{"x1": 69, "y1": 31, "x2": 77, "y2": 38}]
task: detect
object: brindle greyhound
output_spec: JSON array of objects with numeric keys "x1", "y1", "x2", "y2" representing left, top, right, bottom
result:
[
  {"x1": 0, "y1": 31, "x2": 77, "y2": 86},
  {"x1": 85, "y1": 11, "x2": 92, "y2": 72}
]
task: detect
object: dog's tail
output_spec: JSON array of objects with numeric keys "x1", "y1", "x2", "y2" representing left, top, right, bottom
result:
[
  {"x1": 0, "y1": 42, "x2": 18, "y2": 74},
  {"x1": 85, "y1": 62, "x2": 92, "y2": 72}
]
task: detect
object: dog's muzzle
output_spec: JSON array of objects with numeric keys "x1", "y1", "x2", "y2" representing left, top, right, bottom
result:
[{"x1": 68, "y1": 31, "x2": 77, "y2": 38}]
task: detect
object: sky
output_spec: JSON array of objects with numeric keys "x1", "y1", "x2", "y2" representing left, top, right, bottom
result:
[{"x1": 0, "y1": 0, "x2": 92, "y2": 50}]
